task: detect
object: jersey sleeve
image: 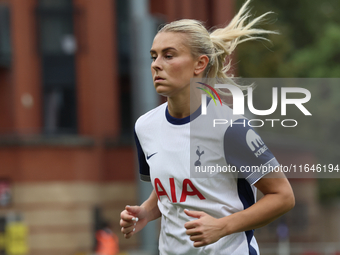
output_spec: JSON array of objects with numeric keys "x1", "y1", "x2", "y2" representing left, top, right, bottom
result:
[
  {"x1": 134, "y1": 128, "x2": 151, "y2": 182},
  {"x1": 223, "y1": 119, "x2": 280, "y2": 185}
]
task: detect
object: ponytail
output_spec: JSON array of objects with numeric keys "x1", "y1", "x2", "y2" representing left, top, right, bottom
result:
[
  {"x1": 208, "y1": 0, "x2": 277, "y2": 78},
  {"x1": 158, "y1": 0, "x2": 277, "y2": 98}
]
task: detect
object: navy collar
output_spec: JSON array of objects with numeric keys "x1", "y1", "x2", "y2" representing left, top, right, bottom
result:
[{"x1": 165, "y1": 98, "x2": 211, "y2": 125}]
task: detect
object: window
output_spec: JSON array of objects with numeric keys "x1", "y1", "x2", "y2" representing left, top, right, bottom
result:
[
  {"x1": 116, "y1": 0, "x2": 132, "y2": 137},
  {"x1": 0, "y1": 4, "x2": 11, "y2": 67},
  {"x1": 37, "y1": 0, "x2": 77, "y2": 134}
]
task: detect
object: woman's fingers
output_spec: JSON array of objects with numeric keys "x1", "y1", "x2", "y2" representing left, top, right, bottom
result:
[
  {"x1": 186, "y1": 228, "x2": 200, "y2": 236},
  {"x1": 120, "y1": 205, "x2": 146, "y2": 239},
  {"x1": 121, "y1": 220, "x2": 137, "y2": 239},
  {"x1": 120, "y1": 208, "x2": 139, "y2": 239},
  {"x1": 120, "y1": 210, "x2": 139, "y2": 227},
  {"x1": 124, "y1": 229, "x2": 135, "y2": 239},
  {"x1": 193, "y1": 241, "x2": 206, "y2": 248},
  {"x1": 120, "y1": 218, "x2": 135, "y2": 228},
  {"x1": 189, "y1": 234, "x2": 202, "y2": 242},
  {"x1": 121, "y1": 222, "x2": 136, "y2": 234},
  {"x1": 120, "y1": 210, "x2": 134, "y2": 221}
]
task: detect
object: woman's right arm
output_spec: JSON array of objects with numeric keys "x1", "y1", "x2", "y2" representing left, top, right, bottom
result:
[{"x1": 120, "y1": 189, "x2": 161, "y2": 238}]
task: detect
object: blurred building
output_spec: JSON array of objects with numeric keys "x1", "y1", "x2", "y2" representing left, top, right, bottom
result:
[
  {"x1": 1, "y1": 0, "x2": 339, "y2": 255},
  {"x1": 0, "y1": 0, "x2": 235, "y2": 254}
]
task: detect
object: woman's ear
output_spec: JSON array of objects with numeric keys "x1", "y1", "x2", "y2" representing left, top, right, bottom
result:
[{"x1": 194, "y1": 55, "x2": 209, "y2": 76}]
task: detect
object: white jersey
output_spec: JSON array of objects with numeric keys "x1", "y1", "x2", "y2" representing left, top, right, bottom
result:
[{"x1": 134, "y1": 100, "x2": 279, "y2": 255}]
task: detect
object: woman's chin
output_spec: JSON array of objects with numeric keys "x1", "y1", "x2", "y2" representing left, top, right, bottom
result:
[{"x1": 155, "y1": 86, "x2": 172, "y2": 97}]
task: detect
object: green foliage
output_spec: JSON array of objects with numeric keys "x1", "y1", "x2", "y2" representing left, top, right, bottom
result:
[
  {"x1": 318, "y1": 178, "x2": 340, "y2": 204},
  {"x1": 279, "y1": 24, "x2": 340, "y2": 77},
  {"x1": 236, "y1": 0, "x2": 340, "y2": 78},
  {"x1": 235, "y1": 0, "x2": 340, "y2": 202}
]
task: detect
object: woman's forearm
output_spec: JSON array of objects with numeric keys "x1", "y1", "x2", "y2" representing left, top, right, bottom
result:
[
  {"x1": 220, "y1": 175, "x2": 295, "y2": 236},
  {"x1": 141, "y1": 189, "x2": 162, "y2": 222},
  {"x1": 221, "y1": 191, "x2": 294, "y2": 236}
]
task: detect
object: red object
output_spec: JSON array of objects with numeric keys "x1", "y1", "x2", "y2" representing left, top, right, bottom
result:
[{"x1": 96, "y1": 229, "x2": 119, "y2": 255}]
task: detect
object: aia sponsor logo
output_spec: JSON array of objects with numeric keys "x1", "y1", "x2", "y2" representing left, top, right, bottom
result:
[{"x1": 154, "y1": 178, "x2": 205, "y2": 203}]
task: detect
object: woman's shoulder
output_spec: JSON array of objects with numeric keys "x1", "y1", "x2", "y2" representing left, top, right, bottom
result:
[{"x1": 135, "y1": 102, "x2": 167, "y2": 130}]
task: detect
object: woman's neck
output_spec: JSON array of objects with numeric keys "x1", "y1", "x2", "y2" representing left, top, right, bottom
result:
[
  {"x1": 167, "y1": 95, "x2": 190, "y2": 119},
  {"x1": 167, "y1": 88, "x2": 201, "y2": 119},
  {"x1": 166, "y1": 74, "x2": 203, "y2": 119}
]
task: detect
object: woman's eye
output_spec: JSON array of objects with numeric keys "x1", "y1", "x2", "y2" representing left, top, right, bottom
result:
[
  {"x1": 151, "y1": 56, "x2": 157, "y2": 61},
  {"x1": 165, "y1": 55, "x2": 173, "y2": 59}
]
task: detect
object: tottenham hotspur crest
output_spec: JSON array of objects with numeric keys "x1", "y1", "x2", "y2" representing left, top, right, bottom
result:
[{"x1": 194, "y1": 146, "x2": 204, "y2": 166}]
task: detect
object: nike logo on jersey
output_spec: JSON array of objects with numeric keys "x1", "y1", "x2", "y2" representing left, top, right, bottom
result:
[{"x1": 147, "y1": 152, "x2": 157, "y2": 160}]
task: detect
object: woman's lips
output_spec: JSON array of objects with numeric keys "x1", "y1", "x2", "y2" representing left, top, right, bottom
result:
[{"x1": 154, "y1": 76, "x2": 165, "y2": 82}]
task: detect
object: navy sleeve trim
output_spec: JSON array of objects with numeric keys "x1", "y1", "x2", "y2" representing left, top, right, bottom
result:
[
  {"x1": 134, "y1": 128, "x2": 150, "y2": 181},
  {"x1": 140, "y1": 174, "x2": 151, "y2": 182},
  {"x1": 246, "y1": 158, "x2": 280, "y2": 185}
]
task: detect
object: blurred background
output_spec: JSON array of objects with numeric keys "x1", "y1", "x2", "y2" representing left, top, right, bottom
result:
[{"x1": 0, "y1": 0, "x2": 339, "y2": 255}]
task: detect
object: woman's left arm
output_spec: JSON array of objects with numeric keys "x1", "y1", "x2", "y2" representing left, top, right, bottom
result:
[
  {"x1": 223, "y1": 170, "x2": 295, "y2": 231},
  {"x1": 184, "y1": 170, "x2": 295, "y2": 247}
]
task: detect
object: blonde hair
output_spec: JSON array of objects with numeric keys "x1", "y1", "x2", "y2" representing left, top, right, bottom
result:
[{"x1": 158, "y1": 0, "x2": 277, "y2": 95}]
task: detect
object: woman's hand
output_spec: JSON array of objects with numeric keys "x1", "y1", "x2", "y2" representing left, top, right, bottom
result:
[
  {"x1": 120, "y1": 189, "x2": 161, "y2": 239},
  {"x1": 184, "y1": 209, "x2": 225, "y2": 247},
  {"x1": 184, "y1": 170, "x2": 295, "y2": 248},
  {"x1": 120, "y1": 205, "x2": 148, "y2": 239},
  {"x1": 184, "y1": 171, "x2": 295, "y2": 248}
]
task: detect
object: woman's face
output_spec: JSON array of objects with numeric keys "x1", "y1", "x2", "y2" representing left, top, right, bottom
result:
[{"x1": 150, "y1": 32, "x2": 198, "y2": 97}]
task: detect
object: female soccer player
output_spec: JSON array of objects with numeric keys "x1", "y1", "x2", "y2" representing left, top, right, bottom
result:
[{"x1": 120, "y1": 1, "x2": 295, "y2": 254}]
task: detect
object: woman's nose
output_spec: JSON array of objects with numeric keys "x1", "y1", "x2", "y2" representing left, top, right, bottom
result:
[{"x1": 151, "y1": 57, "x2": 162, "y2": 71}]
